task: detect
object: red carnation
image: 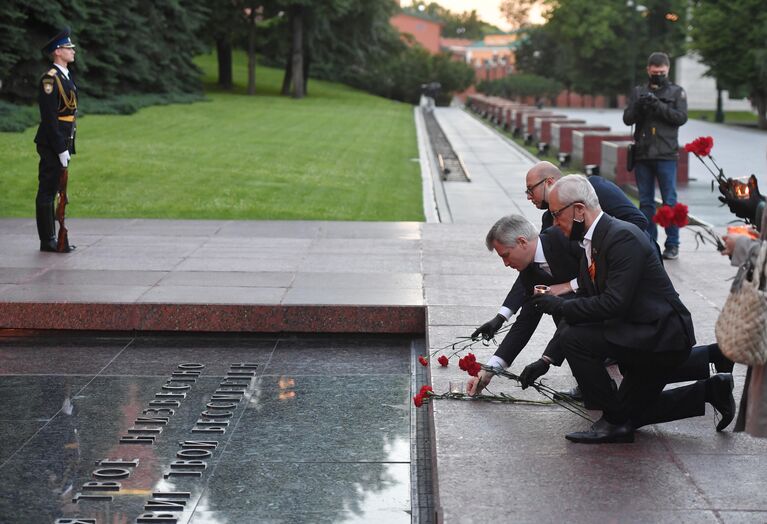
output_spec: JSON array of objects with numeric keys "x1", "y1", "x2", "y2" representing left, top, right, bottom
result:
[
  {"x1": 458, "y1": 353, "x2": 476, "y2": 372},
  {"x1": 467, "y1": 362, "x2": 482, "y2": 377},
  {"x1": 652, "y1": 205, "x2": 675, "y2": 228},
  {"x1": 418, "y1": 356, "x2": 428, "y2": 367},
  {"x1": 684, "y1": 136, "x2": 714, "y2": 157},
  {"x1": 413, "y1": 393, "x2": 424, "y2": 407},
  {"x1": 438, "y1": 355, "x2": 449, "y2": 367},
  {"x1": 672, "y1": 202, "x2": 689, "y2": 227},
  {"x1": 419, "y1": 385, "x2": 433, "y2": 395}
]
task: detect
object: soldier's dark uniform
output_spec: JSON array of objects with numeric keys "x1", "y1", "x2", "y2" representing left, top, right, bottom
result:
[{"x1": 34, "y1": 29, "x2": 77, "y2": 252}]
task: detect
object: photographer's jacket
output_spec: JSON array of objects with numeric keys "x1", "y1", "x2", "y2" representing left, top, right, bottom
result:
[{"x1": 623, "y1": 80, "x2": 687, "y2": 161}]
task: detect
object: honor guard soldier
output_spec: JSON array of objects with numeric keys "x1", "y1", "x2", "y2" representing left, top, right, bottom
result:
[{"x1": 34, "y1": 28, "x2": 77, "y2": 252}]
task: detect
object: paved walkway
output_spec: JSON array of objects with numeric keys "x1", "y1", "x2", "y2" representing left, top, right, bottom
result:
[
  {"x1": 0, "y1": 107, "x2": 765, "y2": 522},
  {"x1": 424, "y1": 108, "x2": 765, "y2": 523}
]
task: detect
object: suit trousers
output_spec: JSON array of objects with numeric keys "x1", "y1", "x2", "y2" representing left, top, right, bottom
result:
[
  {"x1": 561, "y1": 322, "x2": 693, "y2": 426},
  {"x1": 36, "y1": 144, "x2": 62, "y2": 205}
]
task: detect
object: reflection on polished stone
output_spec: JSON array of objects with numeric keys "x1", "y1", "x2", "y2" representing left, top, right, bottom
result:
[{"x1": 0, "y1": 332, "x2": 414, "y2": 523}]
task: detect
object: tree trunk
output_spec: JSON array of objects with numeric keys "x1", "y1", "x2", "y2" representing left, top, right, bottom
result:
[
  {"x1": 290, "y1": 5, "x2": 304, "y2": 99},
  {"x1": 247, "y1": 7, "x2": 257, "y2": 96},
  {"x1": 216, "y1": 36, "x2": 233, "y2": 90},
  {"x1": 302, "y1": 48, "x2": 310, "y2": 95},
  {"x1": 281, "y1": 14, "x2": 293, "y2": 96}
]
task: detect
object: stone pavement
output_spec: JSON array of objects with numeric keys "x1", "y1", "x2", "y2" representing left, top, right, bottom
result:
[
  {"x1": 550, "y1": 107, "x2": 767, "y2": 227},
  {"x1": 0, "y1": 106, "x2": 766, "y2": 522}
]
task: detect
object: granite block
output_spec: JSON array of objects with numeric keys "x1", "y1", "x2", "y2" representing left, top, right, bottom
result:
[
  {"x1": 291, "y1": 272, "x2": 422, "y2": 290},
  {"x1": 268, "y1": 335, "x2": 411, "y2": 375},
  {"x1": 222, "y1": 375, "x2": 410, "y2": 462},
  {"x1": 0, "y1": 336, "x2": 129, "y2": 374},
  {"x1": 136, "y1": 285, "x2": 287, "y2": 305},
  {"x1": 282, "y1": 286, "x2": 424, "y2": 306},
  {"x1": 196, "y1": 462, "x2": 410, "y2": 522},
  {"x1": 157, "y1": 270, "x2": 295, "y2": 288},
  {"x1": 29, "y1": 269, "x2": 166, "y2": 287}
]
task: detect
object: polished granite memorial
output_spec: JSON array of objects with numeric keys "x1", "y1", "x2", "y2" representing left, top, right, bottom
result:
[{"x1": 0, "y1": 331, "x2": 415, "y2": 523}]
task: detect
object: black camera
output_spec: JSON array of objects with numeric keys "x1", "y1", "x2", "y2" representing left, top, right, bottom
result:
[{"x1": 638, "y1": 92, "x2": 658, "y2": 108}]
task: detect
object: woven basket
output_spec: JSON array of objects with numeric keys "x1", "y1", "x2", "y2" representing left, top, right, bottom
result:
[{"x1": 716, "y1": 241, "x2": 767, "y2": 366}]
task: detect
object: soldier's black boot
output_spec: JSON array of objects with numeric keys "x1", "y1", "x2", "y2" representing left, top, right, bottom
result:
[{"x1": 36, "y1": 202, "x2": 58, "y2": 252}]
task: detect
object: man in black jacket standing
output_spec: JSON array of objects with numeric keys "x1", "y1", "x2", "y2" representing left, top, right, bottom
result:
[
  {"x1": 34, "y1": 28, "x2": 78, "y2": 253},
  {"x1": 623, "y1": 52, "x2": 687, "y2": 260}
]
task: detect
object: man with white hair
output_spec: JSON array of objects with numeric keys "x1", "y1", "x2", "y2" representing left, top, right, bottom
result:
[{"x1": 528, "y1": 175, "x2": 735, "y2": 443}]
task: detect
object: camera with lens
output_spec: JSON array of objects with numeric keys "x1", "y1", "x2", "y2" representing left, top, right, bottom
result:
[{"x1": 638, "y1": 92, "x2": 659, "y2": 108}]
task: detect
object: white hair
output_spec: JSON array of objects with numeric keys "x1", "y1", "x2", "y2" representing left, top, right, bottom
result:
[
  {"x1": 485, "y1": 215, "x2": 539, "y2": 250},
  {"x1": 551, "y1": 175, "x2": 600, "y2": 209}
]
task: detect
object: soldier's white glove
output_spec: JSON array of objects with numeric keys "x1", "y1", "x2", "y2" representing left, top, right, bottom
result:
[{"x1": 58, "y1": 150, "x2": 70, "y2": 167}]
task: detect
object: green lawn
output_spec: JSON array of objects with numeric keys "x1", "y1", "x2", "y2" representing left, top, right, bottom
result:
[
  {"x1": 688, "y1": 109, "x2": 758, "y2": 124},
  {"x1": 0, "y1": 52, "x2": 423, "y2": 221}
]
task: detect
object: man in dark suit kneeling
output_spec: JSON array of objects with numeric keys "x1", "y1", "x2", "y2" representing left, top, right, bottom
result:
[{"x1": 529, "y1": 175, "x2": 735, "y2": 443}]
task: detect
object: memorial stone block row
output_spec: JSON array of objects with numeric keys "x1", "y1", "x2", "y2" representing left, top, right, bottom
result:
[{"x1": 466, "y1": 93, "x2": 689, "y2": 186}]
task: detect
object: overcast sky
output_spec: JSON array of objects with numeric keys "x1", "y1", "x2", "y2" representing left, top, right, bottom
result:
[{"x1": 402, "y1": 1, "x2": 545, "y2": 32}]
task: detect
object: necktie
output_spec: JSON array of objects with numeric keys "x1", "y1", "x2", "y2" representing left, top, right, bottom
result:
[{"x1": 588, "y1": 259, "x2": 596, "y2": 282}]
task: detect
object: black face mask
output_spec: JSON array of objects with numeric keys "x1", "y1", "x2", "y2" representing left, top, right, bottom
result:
[
  {"x1": 569, "y1": 217, "x2": 586, "y2": 242},
  {"x1": 649, "y1": 74, "x2": 667, "y2": 87}
]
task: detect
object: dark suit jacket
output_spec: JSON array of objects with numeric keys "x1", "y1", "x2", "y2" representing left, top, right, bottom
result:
[
  {"x1": 510, "y1": 176, "x2": 646, "y2": 316},
  {"x1": 494, "y1": 228, "x2": 581, "y2": 365},
  {"x1": 543, "y1": 214, "x2": 695, "y2": 364},
  {"x1": 541, "y1": 176, "x2": 647, "y2": 232}
]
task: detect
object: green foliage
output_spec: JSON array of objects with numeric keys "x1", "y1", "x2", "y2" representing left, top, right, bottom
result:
[
  {"x1": 516, "y1": 0, "x2": 687, "y2": 96},
  {"x1": 0, "y1": 53, "x2": 423, "y2": 221},
  {"x1": 690, "y1": 0, "x2": 767, "y2": 128},
  {"x1": 0, "y1": 100, "x2": 37, "y2": 132},
  {"x1": 477, "y1": 73, "x2": 563, "y2": 101},
  {"x1": 0, "y1": 0, "x2": 209, "y2": 104},
  {"x1": 406, "y1": 3, "x2": 502, "y2": 39}
]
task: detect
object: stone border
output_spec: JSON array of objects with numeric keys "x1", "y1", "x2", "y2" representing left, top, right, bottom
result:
[{"x1": 0, "y1": 303, "x2": 425, "y2": 334}]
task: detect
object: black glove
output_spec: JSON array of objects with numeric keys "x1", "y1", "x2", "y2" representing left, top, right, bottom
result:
[
  {"x1": 638, "y1": 92, "x2": 659, "y2": 109},
  {"x1": 530, "y1": 294, "x2": 564, "y2": 316},
  {"x1": 471, "y1": 314, "x2": 505, "y2": 340},
  {"x1": 718, "y1": 174, "x2": 765, "y2": 223},
  {"x1": 519, "y1": 358, "x2": 550, "y2": 389}
]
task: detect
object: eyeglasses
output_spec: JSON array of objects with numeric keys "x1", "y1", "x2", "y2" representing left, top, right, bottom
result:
[
  {"x1": 525, "y1": 177, "x2": 550, "y2": 196},
  {"x1": 550, "y1": 201, "x2": 582, "y2": 219}
]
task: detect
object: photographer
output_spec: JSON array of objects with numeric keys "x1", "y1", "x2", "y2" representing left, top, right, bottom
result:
[{"x1": 623, "y1": 52, "x2": 688, "y2": 260}]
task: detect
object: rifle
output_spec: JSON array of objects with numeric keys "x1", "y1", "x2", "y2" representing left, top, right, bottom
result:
[{"x1": 56, "y1": 110, "x2": 76, "y2": 252}]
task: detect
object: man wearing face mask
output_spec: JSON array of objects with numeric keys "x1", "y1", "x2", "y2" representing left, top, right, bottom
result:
[
  {"x1": 471, "y1": 161, "x2": 646, "y2": 401},
  {"x1": 623, "y1": 52, "x2": 688, "y2": 260},
  {"x1": 528, "y1": 175, "x2": 735, "y2": 443}
]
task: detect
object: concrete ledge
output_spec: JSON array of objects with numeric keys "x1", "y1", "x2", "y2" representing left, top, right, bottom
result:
[{"x1": 0, "y1": 303, "x2": 426, "y2": 334}]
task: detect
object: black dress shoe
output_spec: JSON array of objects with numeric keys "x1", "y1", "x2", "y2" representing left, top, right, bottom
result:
[
  {"x1": 566, "y1": 417, "x2": 635, "y2": 444},
  {"x1": 708, "y1": 373, "x2": 735, "y2": 432},
  {"x1": 555, "y1": 385, "x2": 583, "y2": 402},
  {"x1": 40, "y1": 241, "x2": 76, "y2": 253}
]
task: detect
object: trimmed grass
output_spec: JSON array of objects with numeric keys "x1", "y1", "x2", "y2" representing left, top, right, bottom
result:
[
  {"x1": 688, "y1": 109, "x2": 758, "y2": 125},
  {"x1": 0, "y1": 52, "x2": 423, "y2": 221}
]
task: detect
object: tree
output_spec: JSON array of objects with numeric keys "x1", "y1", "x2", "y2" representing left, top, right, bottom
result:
[
  {"x1": 514, "y1": 0, "x2": 686, "y2": 100},
  {"x1": 500, "y1": 0, "x2": 538, "y2": 30},
  {"x1": 0, "y1": 0, "x2": 209, "y2": 105},
  {"x1": 406, "y1": 3, "x2": 502, "y2": 39},
  {"x1": 690, "y1": 0, "x2": 767, "y2": 129}
]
